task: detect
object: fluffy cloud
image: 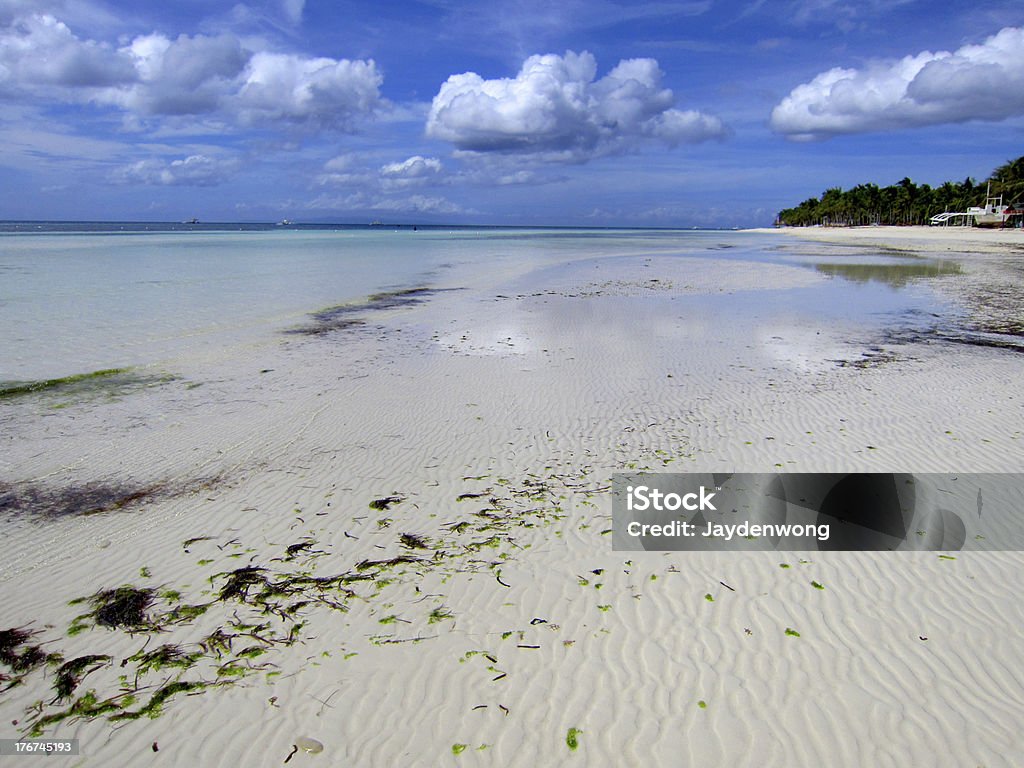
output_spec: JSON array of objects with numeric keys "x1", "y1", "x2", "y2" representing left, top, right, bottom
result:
[
  {"x1": 0, "y1": 9, "x2": 382, "y2": 131},
  {"x1": 233, "y1": 52, "x2": 382, "y2": 129},
  {"x1": 110, "y1": 154, "x2": 242, "y2": 186},
  {"x1": 380, "y1": 155, "x2": 443, "y2": 178},
  {"x1": 378, "y1": 155, "x2": 444, "y2": 190},
  {"x1": 770, "y1": 26, "x2": 1024, "y2": 139},
  {"x1": 114, "y1": 33, "x2": 249, "y2": 115},
  {"x1": 426, "y1": 50, "x2": 725, "y2": 160},
  {"x1": 0, "y1": 13, "x2": 134, "y2": 89}
]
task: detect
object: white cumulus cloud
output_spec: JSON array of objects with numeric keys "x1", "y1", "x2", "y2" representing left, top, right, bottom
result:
[
  {"x1": 770, "y1": 26, "x2": 1024, "y2": 139},
  {"x1": 380, "y1": 155, "x2": 443, "y2": 177},
  {"x1": 113, "y1": 32, "x2": 250, "y2": 115},
  {"x1": 233, "y1": 52, "x2": 382, "y2": 129},
  {"x1": 379, "y1": 155, "x2": 444, "y2": 189},
  {"x1": 0, "y1": 12, "x2": 134, "y2": 89},
  {"x1": 0, "y1": 8, "x2": 383, "y2": 132},
  {"x1": 426, "y1": 50, "x2": 725, "y2": 160},
  {"x1": 110, "y1": 154, "x2": 242, "y2": 186}
]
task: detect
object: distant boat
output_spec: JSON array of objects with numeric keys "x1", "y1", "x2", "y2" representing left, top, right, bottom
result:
[
  {"x1": 931, "y1": 183, "x2": 1022, "y2": 227},
  {"x1": 967, "y1": 183, "x2": 1021, "y2": 228},
  {"x1": 277, "y1": 219, "x2": 292, "y2": 226},
  {"x1": 183, "y1": 217, "x2": 199, "y2": 224},
  {"x1": 369, "y1": 219, "x2": 383, "y2": 227}
]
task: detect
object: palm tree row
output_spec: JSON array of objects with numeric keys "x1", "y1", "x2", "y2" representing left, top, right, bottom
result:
[{"x1": 776, "y1": 155, "x2": 1024, "y2": 227}]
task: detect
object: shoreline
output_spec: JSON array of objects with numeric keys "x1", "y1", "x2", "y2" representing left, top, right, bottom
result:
[{"x1": 748, "y1": 224, "x2": 1024, "y2": 252}]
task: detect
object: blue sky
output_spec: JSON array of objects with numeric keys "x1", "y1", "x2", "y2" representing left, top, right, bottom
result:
[{"x1": 2, "y1": 0, "x2": 1023, "y2": 226}]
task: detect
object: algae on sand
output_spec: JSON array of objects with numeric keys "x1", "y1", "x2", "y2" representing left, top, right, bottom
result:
[
  {"x1": 566, "y1": 727, "x2": 582, "y2": 751},
  {"x1": 70, "y1": 586, "x2": 156, "y2": 633},
  {"x1": 0, "y1": 367, "x2": 178, "y2": 404},
  {"x1": 0, "y1": 475, "x2": 221, "y2": 521},
  {"x1": 0, "y1": 368, "x2": 131, "y2": 399}
]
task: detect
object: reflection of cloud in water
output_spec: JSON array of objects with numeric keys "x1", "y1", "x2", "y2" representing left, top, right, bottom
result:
[
  {"x1": 434, "y1": 295, "x2": 709, "y2": 361},
  {"x1": 758, "y1": 326, "x2": 846, "y2": 374},
  {"x1": 436, "y1": 322, "x2": 535, "y2": 356}
]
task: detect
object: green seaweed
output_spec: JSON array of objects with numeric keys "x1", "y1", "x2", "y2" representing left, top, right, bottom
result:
[
  {"x1": 355, "y1": 556, "x2": 423, "y2": 572},
  {"x1": 283, "y1": 540, "x2": 318, "y2": 560},
  {"x1": 52, "y1": 655, "x2": 111, "y2": 702},
  {"x1": 73, "y1": 586, "x2": 157, "y2": 631},
  {"x1": 785, "y1": 628, "x2": 801, "y2": 637},
  {"x1": 216, "y1": 662, "x2": 249, "y2": 677},
  {"x1": 0, "y1": 368, "x2": 131, "y2": 399},
  {"x1": 0, "y1": 626, "x2": 59, "y2": 692},
  {"x1": 566, "y1": 727, "x2": 582, "y2": 751},
  {"x1": 287, "y1": 287, "x2": 445, "y2": 336},
  {"x1": 216, "y1": 567, "x2": 270, "y2": 602},
  {"x1": 131, "y1": 645, "x2": 201, "y2": 674},
  {"x1": 14, "y1": 469, "x2": 610, "y2": 738},
  {"x1": 199, "y1": 629, "x2": 234, "y2": 658},
  {"x1": 452, "y1": 743, "x2": 468, "y2": 755},
  {"x1": 166, "y1": 603, "x2": 209, "y2": 623},
  {"x1": 110, "y1": 680, "x2": 212, "y2": 723},
  {"x1": 428, "y1": 607, "x2": 454, "y2": 624},
  {"x1": 399, "y1": 532, "x2": 429, "y2": 549}
]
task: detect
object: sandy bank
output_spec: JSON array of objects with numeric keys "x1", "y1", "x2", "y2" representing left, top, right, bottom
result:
[{"x1": 749, "y1": 224, "x2": 1024, "y2": 253}]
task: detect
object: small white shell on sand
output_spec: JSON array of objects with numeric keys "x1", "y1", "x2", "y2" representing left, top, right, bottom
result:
[{"x1": 295, "y1": 737, "x2": 324, "y2": 754}]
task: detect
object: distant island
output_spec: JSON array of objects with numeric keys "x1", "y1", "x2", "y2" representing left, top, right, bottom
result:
[{"x1": 776, "y1": 155, "x2": 1024, "y2": 227}]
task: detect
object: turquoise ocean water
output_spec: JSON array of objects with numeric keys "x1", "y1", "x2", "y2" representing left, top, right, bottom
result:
[{"x1": 0, "y1": 224, "x2": 952, "y2": 382}]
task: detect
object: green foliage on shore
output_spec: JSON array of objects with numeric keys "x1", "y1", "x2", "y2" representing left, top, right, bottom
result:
[{"x1": 776, "y1": 154, "x2": 1024, "y2": 227}]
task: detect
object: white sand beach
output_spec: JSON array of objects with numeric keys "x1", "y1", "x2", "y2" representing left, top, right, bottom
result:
[
  {"x1": 2, "y1": 227, "x2": 1024, "y2": 766},
  {"x1": 754, "y1": 223, "x2": 1024, "y2": 251}
]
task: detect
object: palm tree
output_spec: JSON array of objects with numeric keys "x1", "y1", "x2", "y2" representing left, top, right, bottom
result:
[{"x1": 991, "y1": 157, "x2": 1024, "y2": 204}]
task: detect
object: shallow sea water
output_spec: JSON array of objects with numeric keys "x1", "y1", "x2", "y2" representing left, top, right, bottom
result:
[{"x1": 0, "y1": 226, "x2": 959, "y2": 382}]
